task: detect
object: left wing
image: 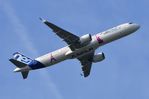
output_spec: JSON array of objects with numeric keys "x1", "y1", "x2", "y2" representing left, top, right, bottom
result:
[
  {"x1": 77, "y1": 51, "x2": 94, "y2": 77},
  {"x1": 40, "y1": 18, "x2": 80, "y2": 50}
]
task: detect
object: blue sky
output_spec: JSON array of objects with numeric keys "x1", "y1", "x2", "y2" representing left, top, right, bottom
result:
[{"x1": 0, "y1": 0, "x2": 149, "y2": 99}]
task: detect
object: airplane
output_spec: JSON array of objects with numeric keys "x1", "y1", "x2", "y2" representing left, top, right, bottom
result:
[{"x1": 9, "y1": 18, "x2": 140, "y2": 79}]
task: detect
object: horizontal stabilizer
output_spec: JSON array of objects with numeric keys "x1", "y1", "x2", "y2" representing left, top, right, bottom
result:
[{"x1": 21, "y1": 71, "x2": 29, "y2": 79}]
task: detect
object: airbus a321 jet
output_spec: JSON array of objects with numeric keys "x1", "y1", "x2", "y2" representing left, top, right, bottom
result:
[{"x1": 9, "y1": 18, "x2": 140, "y2": 79}]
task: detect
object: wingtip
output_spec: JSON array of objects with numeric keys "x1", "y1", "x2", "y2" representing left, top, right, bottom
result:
[{"x1": 39, "y1": 17, "x2": 46, "y2": 23}]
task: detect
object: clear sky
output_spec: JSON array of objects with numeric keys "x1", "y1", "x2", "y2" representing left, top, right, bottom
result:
[{"x1": 0, "y1": 0, "x2": 149, "y2": 99}]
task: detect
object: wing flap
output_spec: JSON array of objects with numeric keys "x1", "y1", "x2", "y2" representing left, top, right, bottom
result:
[{"x1": 81, "y1": 62, "x2": 92, "y2": 77}]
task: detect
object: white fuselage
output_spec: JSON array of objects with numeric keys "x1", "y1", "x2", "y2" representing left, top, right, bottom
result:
[{"x1": 34, "y1": 23, "x2": 140, "y2": 68}]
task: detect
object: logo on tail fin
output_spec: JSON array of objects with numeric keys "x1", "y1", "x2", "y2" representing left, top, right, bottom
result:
[
  {"x1": 10, "y1": 52, "x2": 32, "y2": 79},
  {"x1": 12, "y1": 52, "x2": 32, "y2": 65}
]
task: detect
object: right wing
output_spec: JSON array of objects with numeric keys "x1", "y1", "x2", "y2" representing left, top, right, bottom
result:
[
  {"x1": 77, "y1": 51, "x2": 94, "y2": 77},
  {"x1": 40, "y1": 18, "x2": 81, "y2": 50}
]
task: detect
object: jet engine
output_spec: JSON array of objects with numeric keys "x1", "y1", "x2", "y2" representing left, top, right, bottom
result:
[
  {"x1": 93, "y1": 52, "x2": 105, "y2": 63},
  {"x1": 79, "y1": 34, "x2": 92, "y2": 45}
]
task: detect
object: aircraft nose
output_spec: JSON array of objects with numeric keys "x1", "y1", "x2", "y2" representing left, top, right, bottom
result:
[{"x1": 133, "y1": 23, "x2": 140, "y2": 30}]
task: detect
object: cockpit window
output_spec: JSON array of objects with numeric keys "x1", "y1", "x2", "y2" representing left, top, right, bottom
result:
[{"x1": 129, "y1": 22, "x2": 133, "y2": 24}]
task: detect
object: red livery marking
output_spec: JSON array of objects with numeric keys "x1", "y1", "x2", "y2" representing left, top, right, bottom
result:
[{"x1": 96, "y1": 35, "x2": 104, "y2": 44}]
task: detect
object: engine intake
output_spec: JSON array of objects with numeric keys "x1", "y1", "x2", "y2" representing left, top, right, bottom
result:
[
  {"x1": 79, "y1": 34, "x2": 92, "y2": 46},
  {"x1": 93, "y1": 52, "x2": 105, "y2": 63}
]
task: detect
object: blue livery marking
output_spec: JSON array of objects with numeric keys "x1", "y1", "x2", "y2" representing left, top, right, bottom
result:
[
  {"x1": 13, "y1": 52, "x2": 32, "y2": 64},
  {"x1": 28, "y1": 60, "x2": 46, "y2": 70}
]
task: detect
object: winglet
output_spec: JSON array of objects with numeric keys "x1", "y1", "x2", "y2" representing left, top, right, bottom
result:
[{"x1": 39, "y1": 17, "x2": 47, "y2": 23}]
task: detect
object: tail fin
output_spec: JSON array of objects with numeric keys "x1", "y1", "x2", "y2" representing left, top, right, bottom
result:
[
  {"x1": 9, "y1": 52, "x2": 32, "y2": 79},
  {"x1": 11, "y1": 52, "x2": 32, "y2": 65}
]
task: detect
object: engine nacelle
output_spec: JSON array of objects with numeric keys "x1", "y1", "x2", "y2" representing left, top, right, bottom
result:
[
  {"x1": 79, "y1": 34, "x2": 92, "y2": 45},
  {"x1": 93, "y1": 52, "x2": 105, "y2": 63}
]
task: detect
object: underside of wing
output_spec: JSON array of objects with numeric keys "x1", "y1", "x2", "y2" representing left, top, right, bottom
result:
[
  {"x1": 77, "y1": 51, "x2": 94, "y2": 77},
  {"x1": 40, "y1": 18, "x2": 81, "y2": 50}
]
